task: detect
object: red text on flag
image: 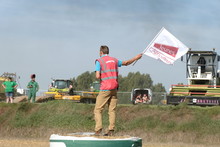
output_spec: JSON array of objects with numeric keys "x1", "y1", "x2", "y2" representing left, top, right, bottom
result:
[{"x1": 154, "y1": 43, "x2": 178, "y2": 57}]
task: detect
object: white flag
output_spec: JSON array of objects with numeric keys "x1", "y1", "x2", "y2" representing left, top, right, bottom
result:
[{"x1": 143, "y1": 27, "x2": 189, "y2": 64}]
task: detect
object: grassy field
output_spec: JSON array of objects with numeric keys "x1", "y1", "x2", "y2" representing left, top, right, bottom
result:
[{"x1": 0, "y1": 101, "x2": 220, "y2": 146}]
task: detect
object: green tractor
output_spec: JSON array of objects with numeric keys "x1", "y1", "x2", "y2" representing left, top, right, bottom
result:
[{"x1": 90, "y1": 81, "x2": 100, "y2": 92}]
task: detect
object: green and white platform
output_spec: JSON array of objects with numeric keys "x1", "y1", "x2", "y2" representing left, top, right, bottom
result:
[{"x1": 50, "y1": 132, "x2": 142, "y2": 147}]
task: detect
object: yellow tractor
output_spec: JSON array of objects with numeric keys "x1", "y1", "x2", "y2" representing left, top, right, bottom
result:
[
  {"x1": 45, "y1": 79, "x2": 73, "y2": 99},
  {"x1": 45, "y1": 79, "x2": 99, "y2": 103}
]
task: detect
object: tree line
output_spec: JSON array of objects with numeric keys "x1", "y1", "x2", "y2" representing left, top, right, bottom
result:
[{"x1": 71, "y1": 71, "x2": 166, "y2": 92}]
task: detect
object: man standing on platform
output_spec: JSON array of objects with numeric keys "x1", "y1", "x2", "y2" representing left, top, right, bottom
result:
[{"x1": 94, "y1": 45, "x2": 142, "y2": 136}]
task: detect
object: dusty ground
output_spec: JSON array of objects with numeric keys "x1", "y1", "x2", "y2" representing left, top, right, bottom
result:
[
  {"x1": 0, "y1": 139, "x2": 48, "y2": 147},
  {"x1": 0, "y1": 138, "x2": 219, "y2": 147}
]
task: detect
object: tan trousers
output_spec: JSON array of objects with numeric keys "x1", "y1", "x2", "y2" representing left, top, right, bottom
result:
[{"x1": 94, "y1": 89, "x2": 118, "y2": 132}]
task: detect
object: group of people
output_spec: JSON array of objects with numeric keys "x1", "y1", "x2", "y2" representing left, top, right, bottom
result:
[
  {"x1": 2, "y1": 74, "x2": 39, "y2": 103},
  {"x1": 134, "y1": 93, "x2": 150, "y2": 104}
]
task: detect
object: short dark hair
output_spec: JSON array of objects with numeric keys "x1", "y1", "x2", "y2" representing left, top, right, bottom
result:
[
  {"x1": 31, "y1": 74, "x2": 36, "y2": 79},
  {"x1": 100, "y1": 45, "x2": 109, "y2": 54}
]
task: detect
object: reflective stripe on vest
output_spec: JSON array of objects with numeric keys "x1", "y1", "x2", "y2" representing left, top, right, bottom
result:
[
  {"x1": 99, "y1": 58, "x2": 118, "y2": 74},
  {"x1": 101, "y1": 69, "x2": 118, "y2": 74},
  {"x1": 99, "y1": 58, "x2": 107, "y2": 71},
  {"x1": 101, "y1": 76, "x2": 118, "y2": 81}
]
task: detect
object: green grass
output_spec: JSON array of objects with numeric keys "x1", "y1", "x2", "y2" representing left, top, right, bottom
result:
[{"x1": 0, "y1": 101, "x2": 220, "y2": 145}]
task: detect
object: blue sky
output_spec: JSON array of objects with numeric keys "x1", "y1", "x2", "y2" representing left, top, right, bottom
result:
[{"x1": 0, "y1": 0, "x2": 220, "y2": 92}]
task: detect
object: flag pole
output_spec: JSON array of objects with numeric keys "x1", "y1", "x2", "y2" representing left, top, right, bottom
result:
[{"x1": 133, "y1": 27, "x2": 165, "y2": 66}]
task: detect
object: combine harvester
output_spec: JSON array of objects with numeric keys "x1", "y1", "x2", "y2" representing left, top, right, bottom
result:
[
  {"x1": 45, "y1": 79, "x2": 99, "y2": 104},
  {"x1": 167, "y1": 49, "x2": 220, "y2": 106}
]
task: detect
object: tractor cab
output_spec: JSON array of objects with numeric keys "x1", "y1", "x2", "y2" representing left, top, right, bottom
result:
[
  {"x1": 131, "y1": 88, "x2": 152, "y2": 105},
  {"x1": 90, "y1": 81, "x2": 100, "y2": 92},
  {"x1": 49, "y1": 79, "x2": 73, "y2": 93},
  {"x1": 186, "y1": 50, "x2": 220, "y2": 86}
]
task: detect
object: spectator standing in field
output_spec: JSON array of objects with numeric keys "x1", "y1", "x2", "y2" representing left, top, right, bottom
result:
[
  {"x1": 94, "y1": 45, "x2": 142, "y2": 136},
  {"x1": 27, "y1": 74, "x2": 39, "y2": 103},
  {"x1": 2, "y1": 77, "x2": 18, "y2": 103}
]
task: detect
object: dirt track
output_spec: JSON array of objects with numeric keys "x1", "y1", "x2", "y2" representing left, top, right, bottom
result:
[
  {"x1": 0, "y1": 139, "x2": 219, "y2": 147},
  {"x1": 0, "y1": 139, "x2": 48, "y2": 147}
]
